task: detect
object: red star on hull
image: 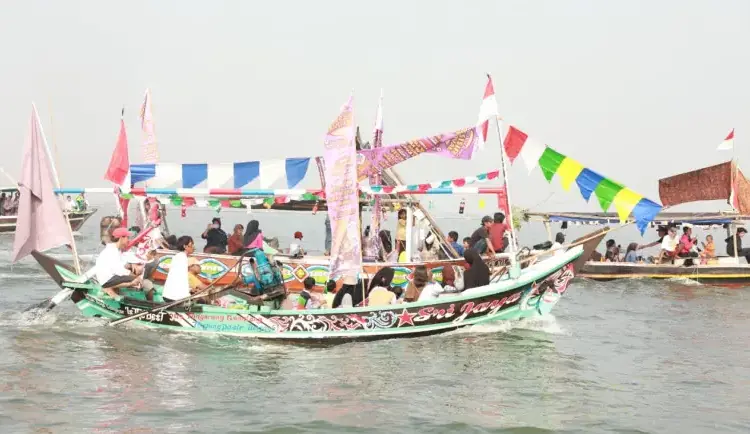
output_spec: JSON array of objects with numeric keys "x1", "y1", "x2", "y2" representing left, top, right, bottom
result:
[{"x1": 397, "y1": 309, "x2": 416, "y2": 327}]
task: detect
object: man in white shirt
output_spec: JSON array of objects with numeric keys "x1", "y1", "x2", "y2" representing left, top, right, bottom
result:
[
  {"x1": 95, "y1": 227, "x2": 142, "y2": 299},
  {"x1": 657, "y1": 227, "x2": 680, "y2": 263}
]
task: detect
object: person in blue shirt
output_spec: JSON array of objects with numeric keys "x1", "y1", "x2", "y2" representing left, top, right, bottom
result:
[{"x1": 447, "y1": 231, "x2": 464, "y2": 256}]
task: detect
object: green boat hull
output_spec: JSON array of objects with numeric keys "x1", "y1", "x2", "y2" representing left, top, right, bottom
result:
[{"x1": 33, "y1": 247, "x2": 585, "y2": 342}]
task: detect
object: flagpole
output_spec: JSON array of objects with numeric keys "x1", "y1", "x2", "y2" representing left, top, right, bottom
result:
[
  {"x1": 371, "y1": 89, "x2": 383, "y2": 254},
  {"x1": 32, "y1": 103, "x2": 82, "y2": 274},
  {"x1": 488, "y1": 74, "x2": 518, "y2": 254}
]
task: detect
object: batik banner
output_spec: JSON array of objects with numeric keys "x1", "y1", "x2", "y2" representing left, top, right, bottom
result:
[
  {"x1": 357, "y1": 126, "x2": 479, "y2": 181},
  {"x1": 323, "y1": 96, "x2": 362, "y2": 279}
]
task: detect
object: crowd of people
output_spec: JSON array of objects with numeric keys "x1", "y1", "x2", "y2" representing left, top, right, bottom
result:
[
  {"x1": 0, "y1": 191, "x2": 19, "y2": 216},
  {"x1": 595, "y1": 224, "x2": 739, "y2": 265},
  {"x1": 64, "y1": 193, "x2": 90, "y2": 212},
  {"x1": 294, "y1": 248, "x2": 492, "y2": 310}
]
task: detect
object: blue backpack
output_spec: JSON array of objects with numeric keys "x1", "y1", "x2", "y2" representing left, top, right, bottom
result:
[{"x1": 242, "y1": 248, "x2": 283, "y2": 293}]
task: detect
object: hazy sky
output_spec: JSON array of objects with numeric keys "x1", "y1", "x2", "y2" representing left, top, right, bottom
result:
[{"x1": 2, "y1": 0, "x2": 749, "y2": 214}]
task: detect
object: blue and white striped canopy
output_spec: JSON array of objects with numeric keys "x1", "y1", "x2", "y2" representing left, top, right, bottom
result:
[{"x1": 130, "y1": 158, "x2": 311, "y2": 189}]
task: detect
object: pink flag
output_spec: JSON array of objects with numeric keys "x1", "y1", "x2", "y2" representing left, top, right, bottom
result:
[
  {"x1": 139, "y1": 89, "x2": 159, "y2": 163},
  {"x1": 324, "y1": 95, "x2": 362, "y2": 279},
  {"x1": 104, "y1": 119, "x2": 130, "y2": 186},
  {"x1": 12, "y1": 107, "x2": 73, "y2": 262}
]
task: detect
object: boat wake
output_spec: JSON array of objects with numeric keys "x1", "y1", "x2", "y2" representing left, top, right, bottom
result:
[
  {"x1": 664, "y1": 276, "x2": 703, "y2": 286},
  {"x1": 0, "y1": 309, "x2": 106, "y2": 329},
  {"x1": 452, "y1": 314, "x2": 566, "y2": 336}
]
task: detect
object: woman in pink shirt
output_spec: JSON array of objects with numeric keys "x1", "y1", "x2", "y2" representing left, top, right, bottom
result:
[{"x1": 678, "y1": 226, "x2": 698, "y2": 258}]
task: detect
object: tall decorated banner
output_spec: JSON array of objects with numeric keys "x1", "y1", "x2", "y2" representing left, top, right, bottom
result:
[
  {"x1": 323, "y1": 95, "x2": 362, "y2": 279},
  {"x1": 139, "y1": 89, "x2": 159, "y2": 164}
]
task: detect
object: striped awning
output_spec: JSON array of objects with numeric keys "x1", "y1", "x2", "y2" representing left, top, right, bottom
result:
[{"x1": 129, "y1": 158, "x2": 311, "y2": 189}]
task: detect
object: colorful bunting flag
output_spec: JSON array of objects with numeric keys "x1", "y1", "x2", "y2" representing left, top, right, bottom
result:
[
  {"x1": 500, "y1": 122, "x2": 663, "y2": 232},
  {"x1": 538, "y1": 147, "x2": 566, "y2": 182}
]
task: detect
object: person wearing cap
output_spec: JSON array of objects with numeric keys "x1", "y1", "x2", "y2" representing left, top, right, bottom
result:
[
  {"x1": 726, "y1": 227, "x2": 750, "y2": 262},
  {"x1": 95, "y1": 227, "x2": 143, "y2": 299},
  {"x1": 289, "y1": 231, "x2": 306, "y2": 257},
  {"x1": 468, "y1": 216, "x2": 496, "y2": 256},
  {"x1": 419, "y1": 232, "x2": 440, "y2": 261},
  {"x1": 201, "y1": 217, "x2": 228, "y2": 254},
  {"x1": 636, "y1": 226, "x2": 669, "y2": 251}
]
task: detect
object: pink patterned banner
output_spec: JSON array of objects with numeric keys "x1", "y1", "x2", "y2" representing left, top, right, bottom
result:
[
  {"x1": 357, "y1": 126, "x2": 479, "y2": 181},
  {"x1": 323, "y1": 96, "x2": 362, "y2": 279}
]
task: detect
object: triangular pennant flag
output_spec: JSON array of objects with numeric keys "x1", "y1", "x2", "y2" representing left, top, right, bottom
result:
[
  {"x1": 717, "y1": 128, "x2": 735, "y2": 151},
  {"x1": 612, "y1": 188, "x2": 643, "y2": 223}
]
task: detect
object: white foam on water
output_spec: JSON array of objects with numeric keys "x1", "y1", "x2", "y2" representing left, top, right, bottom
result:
[
  {"x1": 664, "y1": 276, "x2": 703, "y2": 286},
  {"x1": 452, "y1": 314, "x2": 567, "y2": 336},
  {"x1": 0, "y1": 272, "x2": 48, "y2": 280}
]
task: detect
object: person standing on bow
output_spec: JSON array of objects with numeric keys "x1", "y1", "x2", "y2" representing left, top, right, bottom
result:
[{"x1": 201, "y1": 217, "x2": 228, "y2": 254}]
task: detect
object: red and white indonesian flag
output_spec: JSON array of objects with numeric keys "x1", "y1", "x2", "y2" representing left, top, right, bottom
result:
[
  {"x1": 717, "y1": 129, "x2": 735, "y2": 151},
  {"x1": 104, "y1": 118, "x2": 132, "y2": 226},
  {"x1": 474, "y1": 75, "x2": 499, "y2": 155},
  {"x1": 104, "y1": 118, "x2": 131, "y2": 190}
]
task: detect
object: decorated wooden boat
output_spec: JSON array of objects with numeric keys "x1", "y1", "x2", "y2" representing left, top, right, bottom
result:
[
  {"x1": 0, "y1": 209, "x2": 97, "y2": 234},
  {"x1": 31, "y1": 243, "x2": 587, "y2": 341},
  {"x1": 1, "y1": 187, "x2": 97, "y2": 234}
]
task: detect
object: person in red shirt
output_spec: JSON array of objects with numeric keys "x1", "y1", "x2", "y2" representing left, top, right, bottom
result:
[
  {"x1": 489, "y1": 212, "x2": 510, "y2": 253},
  {"x1": 678, "y1": 226, "x2": 698, "y2": 258}
]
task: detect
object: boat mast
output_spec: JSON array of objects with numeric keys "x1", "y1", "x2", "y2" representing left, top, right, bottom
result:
[{"x1": 489, "y1": 73, "x2": 518, "y2": 253}]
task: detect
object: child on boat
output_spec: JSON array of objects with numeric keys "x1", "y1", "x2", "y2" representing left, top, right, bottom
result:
[
  {"x1": 295, "y1": 277, "x2": 324, "y2": 310},
  {"x1": 700, "y1": 235, "x2": 715, "y2": 264}
]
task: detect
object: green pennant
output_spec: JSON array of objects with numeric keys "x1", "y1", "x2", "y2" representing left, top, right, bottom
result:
[
  {"x1": 230, "y1": 200, "x2": 242, "y2": 207},
  {"x1": 120, "y1": 193, "x2": 134, "y2": 200},
  {"x1": 538, "y1": 147, "x2": 566, "y2": 182},
  {"x1": 208, "y1": 199, "x2": 220, "y2": 208},
  {"x1": 593, "y1": 178, "x2": 624, "y2": 211},
  {"x1": 169, "y1": 195, "x2": 183, "y2": 206},
  {"x1": 302, "y1": 193, "x2": 315, "y2": 201}
]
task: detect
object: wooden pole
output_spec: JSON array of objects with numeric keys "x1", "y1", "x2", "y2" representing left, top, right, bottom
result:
[{"x1": 489, "y1": 74, "x2": 518, "y2": 253}]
